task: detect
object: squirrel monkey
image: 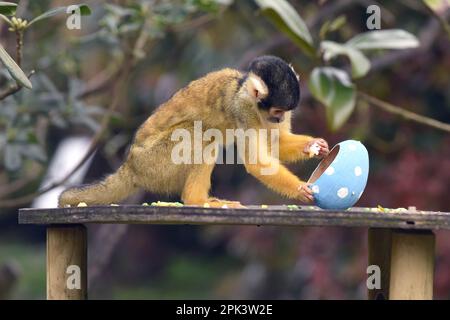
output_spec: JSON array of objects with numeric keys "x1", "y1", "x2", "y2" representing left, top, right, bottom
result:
[{"x1": 59, "y1": 56, "x2": 329, "y2": 208}]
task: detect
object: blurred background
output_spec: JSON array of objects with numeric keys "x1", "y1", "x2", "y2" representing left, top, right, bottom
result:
[{"x1": 0, "y1": 0, "x2": 449, "y2": 299}]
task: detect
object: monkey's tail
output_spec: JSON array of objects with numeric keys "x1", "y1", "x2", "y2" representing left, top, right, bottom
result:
[{"x1": 58, "y1": 164, "x2": 137, "y2": 207}]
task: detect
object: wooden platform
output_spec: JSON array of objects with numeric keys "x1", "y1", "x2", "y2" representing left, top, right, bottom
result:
[
  {"x1": 18, "y1": 205, "x2": 448, "y2": 300},
  {"x1": 18, "y1": 205, "x2": 450, "y2": 230}
]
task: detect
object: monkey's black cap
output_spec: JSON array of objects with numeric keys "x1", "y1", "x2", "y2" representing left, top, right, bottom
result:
[{"x1": 247, "y1": 55, "x2": 300, "y2": 111}]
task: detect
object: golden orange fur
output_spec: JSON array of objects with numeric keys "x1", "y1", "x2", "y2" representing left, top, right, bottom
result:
[{"x1": 59, "y1": 68, "x2": 318, "y2": 208}]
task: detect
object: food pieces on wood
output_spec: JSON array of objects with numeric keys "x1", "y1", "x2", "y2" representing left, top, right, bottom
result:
[
  {"x1": 309, "y1": 142, "x2": 321, "y2": 157},
  {"x1": 150, "y1": 201, "x2": 183, "y2": 207}
]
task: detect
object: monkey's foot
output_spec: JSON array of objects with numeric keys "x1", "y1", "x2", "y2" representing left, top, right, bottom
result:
[{"x1": 205, "y1": 198, "x2": 245, "y2": 208}]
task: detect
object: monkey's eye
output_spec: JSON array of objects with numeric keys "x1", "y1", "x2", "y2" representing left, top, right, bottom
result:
[{"x1": 270, "y1": 108, "x2": 285, "y2": 118}]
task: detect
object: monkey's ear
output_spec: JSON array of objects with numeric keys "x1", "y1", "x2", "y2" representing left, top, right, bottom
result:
[{"x1": 246, "y1": 73, "x2": 268, "y2": 101}]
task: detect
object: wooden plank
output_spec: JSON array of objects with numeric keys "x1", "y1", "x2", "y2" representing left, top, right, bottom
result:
[
  {"x1": 47, "y1": 225, "x2": 87, "y2": 300},
  {"x1": 18, "y1": 205, "x2": 450, "y2": 230},
  {"x1": 389, "y1": 230, "x2": 435, "y2": 300},
  {"x1": 367, "y1": 228, "x2": 392, "y2": 299}
]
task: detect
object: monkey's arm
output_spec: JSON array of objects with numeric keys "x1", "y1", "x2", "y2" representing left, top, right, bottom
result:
[
  {"x1": 279, "y1": 133, "x2": 329, "y2": 162},
  {"x1": 279, "y1": 133, "x2": 314, "y2": 162},
  {"x1": 244, "y1": 154, "x2": 313, "y2": 203}
]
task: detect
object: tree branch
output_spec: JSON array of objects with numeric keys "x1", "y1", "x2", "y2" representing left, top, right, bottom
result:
[
  {"x1": 76, "y1": 66, "x2": 122, "y2": 100},
  {"x1": 0, "y1": 69, "x2": 131, "y2": 208},
  {"x1": 358, "y1": 91, "x2": 450, "y2": 133},
  {"x1": 0, "y1": 70, "x2": 35, "y2": 100},
  {"x1": 0, "y1": 18, "x2": 153, "y2": 209},
  {"x1": 15, "y1": 30, "x2": 23, "y2": 67},
  {"x1": 0, "y1": 166, "x2": 43, "y2": 198}
]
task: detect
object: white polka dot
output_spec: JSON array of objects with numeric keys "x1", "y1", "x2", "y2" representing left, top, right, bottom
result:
[
  {"x1": 337, "y1": 187, "x2": 348, "y2": 198},
  {"x1": 354, "y1": 166, "x2": 362, "y2": 176},
  {"x1": 348, "y1": 144, "x2": 357, "y2": 151},
  {"x1": 312, "y1": 185, "x2": 320, "y2": 193},
  {"x1": 325, "y1": 166, "x2": 335, "y2": 175}
]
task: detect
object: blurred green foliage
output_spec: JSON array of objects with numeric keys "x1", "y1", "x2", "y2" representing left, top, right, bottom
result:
[
  {"x1": 111, "y1": 255, "x2": 241, "y2": 299},
  {"x1": 0, "y1": 242, "x2": 45, "y2": 299},
  {"x1": 0, "y1": 0, "x2": 224, "y2": 173},
  {"x1": 255, "y1": 0, "x2": 420, "y2": 130},
  {"x1": 0, "y1": 0, "x2": 449, "y2": 299}
]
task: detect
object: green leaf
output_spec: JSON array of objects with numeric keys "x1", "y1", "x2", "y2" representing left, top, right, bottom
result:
[
  {"x1": 26, "y1": 131, "x2": 39, "y2": 144},
  {"x1": 0, "y1": 13, "x2": 12, "y2": 25},
  {"x1": 255, "y1": 0, "x2": 315, "y2": 57},
  {"x1": 49, "y1": 112, "x2": 67, "y2": 128},
  {"x1": 77, "y1": 4, "x2": 92, "y2": 15},
  {"x1": 423, "y1": 0, "x2": 449, "y2": 16},
  {"x1": 20, "y1": 144, "x2": 47, "y2": 163},
  {"x1": 27, "y1": 4, "x2": 92, "y2": 27},
  {"x1": 0, "y1": 2, "x2": 17, "y2": 16},
  {"x1": 319, "y1": 15, "x2": 346, "y2": 39},
  {"x1": 104, "y1": 4, "x2": 135, "y2": 17},
  {"x1": 346, "y1": 29, "x2": 419, "y2": 50},
  {"x1": 321, "y1": 41, "x2": 371, "y2": 78},
  {"x1": 4, "y1": 144, "x2": 22, "y2": 171},
  {"x1": 0, "y1": 43, "x2": 32, "y2": 89},
  {"x1": 308, "y1": 67, "x2": 356, "y2": 131}
]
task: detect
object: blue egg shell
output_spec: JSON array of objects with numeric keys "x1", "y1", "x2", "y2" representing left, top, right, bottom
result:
[{"x1": 308, "y1": 140, "x2": 369, "y2": 210}]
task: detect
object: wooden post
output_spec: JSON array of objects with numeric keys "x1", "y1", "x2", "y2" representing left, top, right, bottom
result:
[
  {"x1": 367, "y1": 228, "x2": 392, "y2": 300},
  {"x1": 389, "y1": 230, "x2": 435, "y2": 300},
  {"x1": 47, "y1": 225, "x2": 87, "y2": 300}
]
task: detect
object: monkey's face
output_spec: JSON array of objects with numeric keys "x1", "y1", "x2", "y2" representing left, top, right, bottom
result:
[{"x1": 246, "y1": 55, "x2": 300, "y2": 124}]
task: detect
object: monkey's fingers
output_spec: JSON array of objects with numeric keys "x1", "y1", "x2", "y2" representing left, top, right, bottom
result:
[
  {"x1": 314, "y1": 139, "x2": 327, "y2": 148},
  {"x1": 297, "y1": 183, "x2": 314, "y2": 203},
  {"x1": 299, "y1": 195, "x2": 314, "y2": 204},
  {"x1": 318, "y1": 146, "x2": 330, "y2": 156},
  {"x1": 315, "y1": 139, "x2": 330, "y2": 157}
]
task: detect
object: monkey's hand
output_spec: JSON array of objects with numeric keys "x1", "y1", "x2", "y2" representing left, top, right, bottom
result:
[
  {"x1": 298, "y1": 183, "x2": 314, "y2": 203},
  {"x1": 304, "y1": 138, "x2": 329, "y2": 158}
]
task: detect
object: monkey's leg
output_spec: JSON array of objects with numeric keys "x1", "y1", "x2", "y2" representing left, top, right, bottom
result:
[
  {"x1": 278, "y1": 133, "x2": 314, "y2": 162},
  {"x1": 181, "y1": 165, "x2": 212, "y2": 206},
  {"x1": 181, "y1": 164, "x2": 243, "y2": 208}
]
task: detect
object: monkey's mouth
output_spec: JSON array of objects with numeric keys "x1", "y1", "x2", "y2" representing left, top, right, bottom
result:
[{"x1": 267, "y1": 115, "x2": 284, "y2": 123}]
